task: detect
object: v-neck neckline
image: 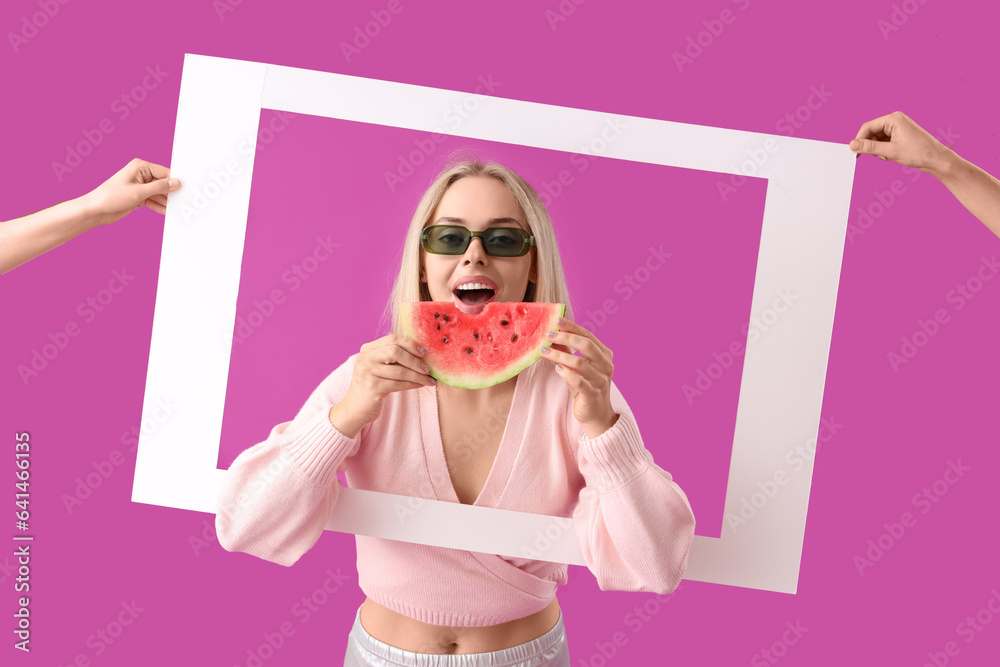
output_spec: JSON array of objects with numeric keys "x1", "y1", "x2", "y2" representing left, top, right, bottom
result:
[{"x1": 419, "y1": 367, "x2": 532, "y2": 508}]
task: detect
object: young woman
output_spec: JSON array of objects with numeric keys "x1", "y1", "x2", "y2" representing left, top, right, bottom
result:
[{"x1": 215, "y1": 157, "x2": 696, "y2": 666}]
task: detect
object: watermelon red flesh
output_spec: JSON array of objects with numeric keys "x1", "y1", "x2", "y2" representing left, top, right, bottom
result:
[{"x1": 401, "y1": 301, "x2": 566, "y2": 389}]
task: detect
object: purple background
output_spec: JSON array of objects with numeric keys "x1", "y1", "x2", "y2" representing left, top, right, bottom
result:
[{"x1": 3, "y1": 1, "x2": 999, "y2": 665}]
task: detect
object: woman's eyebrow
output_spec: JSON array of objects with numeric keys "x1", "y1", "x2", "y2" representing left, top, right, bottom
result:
[{"x1": 435, "y1": 216, "x2": 523, "y2": 226}]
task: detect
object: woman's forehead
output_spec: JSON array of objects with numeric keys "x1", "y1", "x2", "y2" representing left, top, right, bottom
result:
[{"x1": 433, "y1": 177, "x2": 525, "y2": 227}]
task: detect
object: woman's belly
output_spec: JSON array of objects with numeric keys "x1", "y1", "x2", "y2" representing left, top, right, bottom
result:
[{"x1": 359, "y1": 596, "x2": 561, "y2": 654}]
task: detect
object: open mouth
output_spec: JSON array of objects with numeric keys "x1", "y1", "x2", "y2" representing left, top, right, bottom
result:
[{"x1": 453, "y1": 287, "x2": 497, "y2": 314}]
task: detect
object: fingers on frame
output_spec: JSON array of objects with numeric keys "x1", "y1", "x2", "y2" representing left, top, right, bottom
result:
[
  {"x1": 854, "y1": 115, "x2": 895, "y2": 142},
  {"x1": 130, "y1": 158, "x2": 170, "y2": 180}
]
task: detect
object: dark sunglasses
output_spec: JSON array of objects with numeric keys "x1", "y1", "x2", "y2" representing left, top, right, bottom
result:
[{"x1": 421, "y1": 225, "x2": 535, "y2": 257}]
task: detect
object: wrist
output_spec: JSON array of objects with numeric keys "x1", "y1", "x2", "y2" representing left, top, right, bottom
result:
[
  {"x1": 328, "y1": 401, "x2": 365, "y2": 440},
  {"x1": 583, "y1": 412, "x2": 619, "y2": 440},
  {"x1": 924, "y1": 146, "x2": 964, "y2": 183},
  {"x1": 75, "y1": 192, "x2": 116, "y2": 228}
]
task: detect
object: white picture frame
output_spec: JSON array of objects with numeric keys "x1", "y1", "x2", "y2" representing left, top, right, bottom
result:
[{"x1": 131, "y1": 53, "x2": 856, "y2": 594}]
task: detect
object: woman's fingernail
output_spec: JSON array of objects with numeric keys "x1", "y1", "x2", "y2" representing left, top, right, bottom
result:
[
  {"x1": 546, "y1": 331, "x2": 557, "y2": 338},
  {"x1": 557, "y1": 318, "x2": 566, "y2": 325},
  {"x1": 429, "y1": 377, "x2": 437, "y2": 383},
  {"x1": 540, "y1": 347, "x2": 550, "y2": 355},
  {"x1": 168, "y1": 178, "x2": 180, "y2": 189},
  {"x1": 422, "y1": 364, "x2": 431, "y2": 372},
  {"x1": 418, "y1": 347, "x2": 427, "y2": 355}
]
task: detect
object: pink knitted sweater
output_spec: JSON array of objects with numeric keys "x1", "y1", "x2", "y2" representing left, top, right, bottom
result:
[{"x1": 215, "y1": 353, "x2": 695, "y2": 627}]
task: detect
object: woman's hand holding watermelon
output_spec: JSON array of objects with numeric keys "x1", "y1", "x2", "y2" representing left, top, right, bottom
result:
[
  {"x1": 329, "y1": 335, "x2": 437, "y2": 438},
  {"x1": 539, "y1": 318, "x2": 619, "y2": 439}
]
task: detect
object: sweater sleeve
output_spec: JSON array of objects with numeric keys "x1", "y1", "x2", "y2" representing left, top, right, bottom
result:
[
  {"x1": 215, "y1": 354, "x2": 363, "y2": 567},
  {"x1": 570, "y1": 382, "x2": 696, "y2": 594}
]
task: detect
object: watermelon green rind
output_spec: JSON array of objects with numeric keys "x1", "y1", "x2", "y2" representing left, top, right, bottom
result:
[{"x1": 402, "y1": 301, "x2": 566, "y2": 389}]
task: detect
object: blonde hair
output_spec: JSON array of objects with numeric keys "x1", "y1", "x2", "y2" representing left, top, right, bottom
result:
[{"x1": 381, "y1": 152, "x2": 574, "y2": 337}]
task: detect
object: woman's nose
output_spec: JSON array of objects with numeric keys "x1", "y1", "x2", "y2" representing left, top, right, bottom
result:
[{"x1": 463, "y1": 236, "x2": 487, "y2": 262}]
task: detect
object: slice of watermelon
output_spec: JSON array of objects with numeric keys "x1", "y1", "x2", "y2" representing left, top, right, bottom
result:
[{"x1": 402, "y1": 301, "x2": 566, "y2": 389}]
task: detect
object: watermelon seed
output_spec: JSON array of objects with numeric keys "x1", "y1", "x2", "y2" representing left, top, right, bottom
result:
[
  {"x1": 442, "y1": 337, "x2": 449, "y2": 343},
  {"x1": 465, "y1": 348, "x2": 473, "y2": 354},
  {"x1": 501, "y1": 320, "x2": 508, "y2": 326},
  {"x1": 435, "y1": 313, "x2": 440, "y2": 319},
  {"x1": 443, "y1": 315, "x2": 449, "y2": 322},
  {"x1": 436, "y1": 324, "x2": 440, "y2": 331},
  {"x1": 473, "y1": 333, "x2": 480, "y2": 340},
  {"x1": 511, "y1": 334, "x2": 518, "y2": 342}
]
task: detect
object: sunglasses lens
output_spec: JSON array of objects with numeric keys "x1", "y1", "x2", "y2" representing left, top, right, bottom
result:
[
  {"x1": 484, "y1": 229, "x2": 524, "y2": 257},
  {"x1": 424, "y1": 226, "x2": 526, "y2": 256},
  {"x1": 426, "y1": 227, "x2": 470, "y2": 254}
]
